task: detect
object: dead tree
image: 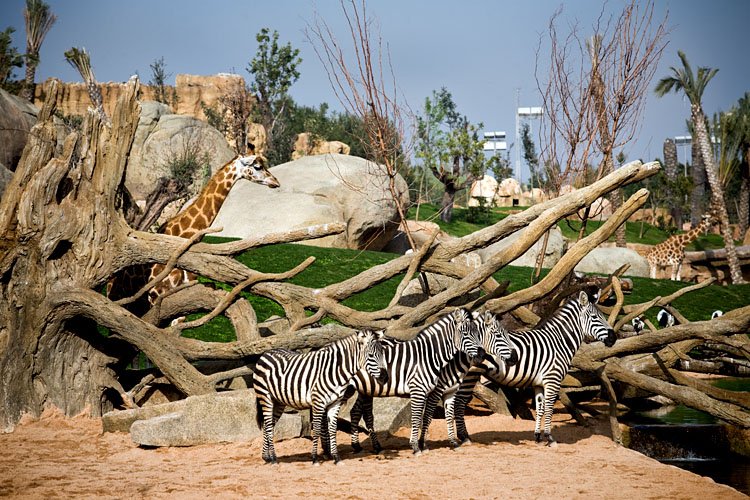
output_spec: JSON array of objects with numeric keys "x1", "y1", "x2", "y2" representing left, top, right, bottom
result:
[{"x1": 2, "y1": 76, "x2": 745, "y2": 437}]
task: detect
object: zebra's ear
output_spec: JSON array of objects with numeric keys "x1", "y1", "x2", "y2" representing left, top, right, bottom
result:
[
  {"x1": 578, "y1": 290, "x2": 589, "y2": 306},
  {"x1": 356, "y1": 330, "x2": 369, "y2": 342},
  {"x1": 374, "y1": 329, "x2": 386, "y2": 339},
  {"x1": 452, "y1": 308, "x2": 467, "y2": 322},
  {"x1": 483, "y1": 310, "x2": 494, "y2": 323}
]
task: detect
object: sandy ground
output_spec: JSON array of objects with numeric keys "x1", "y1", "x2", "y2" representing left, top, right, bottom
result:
[{"x1": 0, "y1": 406, "x2": 745, "y2": 499}]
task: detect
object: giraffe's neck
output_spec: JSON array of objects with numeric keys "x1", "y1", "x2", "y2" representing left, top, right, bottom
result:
[
  {"x1": 673, "y1": 219, "x2": 710, "y2": 248},
  {"x1": 163, "y1": 163, "x2": 237, "y2": 237}
]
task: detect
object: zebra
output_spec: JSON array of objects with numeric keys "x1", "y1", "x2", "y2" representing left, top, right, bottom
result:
[
  {"x1": 452, "y1": 289, "x2": 616, "y2": 446},
  {"x1": 348, "y1": 308, "x2": 489, "y2": 455},
  {"x1": 417, "y1": 310, "x2": 519, "y2": 450},
  {"x1": 253, "y1": 329, "x2": 388, "y2": 465}
]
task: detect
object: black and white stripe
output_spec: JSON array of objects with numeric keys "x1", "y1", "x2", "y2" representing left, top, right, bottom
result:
[
  {"x1": 418, "y1": 310, "x2": 519, "y2": 449},
  {"x1": 253, "y1": 330, "x2": 387, "y2": 464},
  {"x1": 453, "y1": 290, "x2": 616, "y2": 446},
  {"x1": 348, "y1": 308, "x2": 485, "y2": 454}
]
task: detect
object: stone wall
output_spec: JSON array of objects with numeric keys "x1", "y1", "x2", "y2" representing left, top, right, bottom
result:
[{"x1": 32, "y1": 73, "x2": 247, "y2": 122}]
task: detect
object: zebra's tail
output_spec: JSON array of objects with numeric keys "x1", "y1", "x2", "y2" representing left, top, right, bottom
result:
[{"x1": 255, "y1": 397, "x2": 264, "y2": 430}]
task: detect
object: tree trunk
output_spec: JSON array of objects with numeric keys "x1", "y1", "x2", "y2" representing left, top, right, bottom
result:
[
  {"x1": 20, "y1": 62, "x2": 36, "y2": 101},
  {"x1": 440, "y1": 184, "x2": 457, "y2": 223},
  {"x1": 738, "y1": 148, "x2": 750, "y2": 239},
  {"x1": 663, "y1": 138, "x2": 683, "y2": 229},
  {"x1": 691, "y1": 104, "x2": 746, "y2": 284},
  {"x1": 690, "y1": 135, "x2": 707, "y2": 226}
]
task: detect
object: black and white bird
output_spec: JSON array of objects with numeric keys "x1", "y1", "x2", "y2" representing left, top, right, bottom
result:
[
  {"x1": 711, "y1": 310, "x2": 723, "y2": 319},
  {"x1": 656, "y1": 308, "x2": 676, "y2": 328},
  {"x1": 631, "y1": 316, "x2": 645, "y2": 334}
]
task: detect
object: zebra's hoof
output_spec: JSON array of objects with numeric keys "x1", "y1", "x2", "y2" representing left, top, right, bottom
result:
[
  {"x1": 351, "y1": 443, "x2": 363, "y2": 453},
  {"x1": 333, "y1": 455, "x2": 342, "y2": 465},
  {"x1": 372, "y1": 445, "x2": 382, "y2": 454},
  {"x1": 534, "y1": 432, "x2": 542, "y2": 443},
  {"x1": 461, "y1": 438, "x2": 473, "y2": 446},
  {"x1": 449, "y1": 440, "x2": 460, "y2": 449},
  {"x1": 312, "y1": 459, "x2": 321, "y2": 466}
]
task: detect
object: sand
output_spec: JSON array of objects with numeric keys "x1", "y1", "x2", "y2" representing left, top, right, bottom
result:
[{"x1": 0, "y1": 406, "x2": 745, "y2": 499}]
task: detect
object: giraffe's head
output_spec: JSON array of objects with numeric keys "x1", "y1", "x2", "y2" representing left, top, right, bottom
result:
[{"x1": 231, "y1": 154, "x2": 280, "y2": 189}]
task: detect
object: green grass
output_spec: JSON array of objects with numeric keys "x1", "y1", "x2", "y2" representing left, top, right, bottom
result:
[
  {"x1": 181, "y1": 202, "x2": 746, "y2": 342},
  {"x1": 409, "y1": 203, "x2": 729, "y2": 250},
  {"x1": 182, "y1": 237, "x2": 750, "y2": 342}
]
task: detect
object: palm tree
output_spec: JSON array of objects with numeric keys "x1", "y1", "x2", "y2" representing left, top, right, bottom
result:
[
  {"x1": 64, "y1": 47, "x2": 109, "y2": 125},
  {"x1": 662, "y1": 138, "x2": 682, "y2": 229},
  {"x1": 735, "y1": 93, "x2": 750, "y2": 239},
  {"x1": 21, "y1": 0, "x2": 56, "y2": 101},
  {"x1": 655, "y1": 50, "x2": 745, "y2": 284}
]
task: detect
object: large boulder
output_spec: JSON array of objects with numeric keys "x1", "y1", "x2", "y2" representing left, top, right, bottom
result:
[
  {"x1": 124, "y1": 101, "x2": 236, "y2": 202},
  {"x1": 105, "y1": 390, "x2": 303, "y2": 447},
  {"x1": 574, "y1": 246, "x2": 650, "y2": 277},
  {"x1": 213, "y1": 154, "x2": 409, "y2": 250},
  {"x1": 0, "y1": 88, "x2": 38, "y2": 171},
  {"x1": 477, "y1": 226, "x2": 566, "y2": 268},
  {"x1": 468, "y1": 175, "x2": 498, "y2": 207}
]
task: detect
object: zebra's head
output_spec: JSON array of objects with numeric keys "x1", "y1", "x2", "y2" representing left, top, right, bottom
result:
[
  {"x1": 451, "y1": 308, "x2": 486, "y2": 366},
  {"x1": 357, "y1": 329, "x2": 389, "y2": 383},
  {"x1": 473, "y1": 311, "x2": 518, "y2": 366},
  {"x1": 576, "y1": 289, "x2": 616, "y2": 347}
]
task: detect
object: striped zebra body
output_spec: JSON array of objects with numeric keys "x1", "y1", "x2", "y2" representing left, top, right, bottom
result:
[
  {"x1": 349, "y1": 309, "x2": 484, "y2": 454},
  {"x1": 253, "y1": 330, "x2": 387, "y2": 464},
  {"x1": 419, "y1": 310, "x2": 519, "y2": 449},
  {"x1": 453, "y1": 290, "x2": 616, "y2": 446}
]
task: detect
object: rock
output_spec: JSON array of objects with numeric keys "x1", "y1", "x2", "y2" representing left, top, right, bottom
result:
[
  {"x1": 340, "y1": 396, "x2": 412, "y2": 434},
  {"x1": 124, "y1": 102, "x2": 235, "y2": 202},
  {"x1": 291, "y1": 132, "x2": 351, "y2": 160},
  {"x1": 494, "y1": 178, "x2": 523, "y2": 207},
  {"x1": 382, "y1": 219, "x2": 452, "y2": 254},
  {"x1": 0, "y1": 88, "x2": 37, "y2": 171},
  {"x1": 579, "y1": 197, "x2": 612, "y2": 220},
  {"x1": 477, "y1": 226, "x2": 566, "y2": 268},
  {"x1": 0, "y1": 163, "x2": 13, "y2": 199},
  {"x1": 105, "y1": 390, "x2": 304, "y2": 447},
  {"x1": 574, "y1": 247, "x2": 650, "y2": 277},
  {"x1": 468, "y1": 175, "x2": 498, "y2": 207},
  {"x1": 213, "y1": 154, "x2": 409, "y2": 250},
  {"x1": 520, "y1": 187, "x2": 548, "y2": 206}
]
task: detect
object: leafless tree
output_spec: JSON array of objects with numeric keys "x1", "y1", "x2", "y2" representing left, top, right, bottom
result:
[
  {"x1": 536, "y1": 1, "x2": 668, "y2": 246},
  {"x1": 306, "y1": 0, "x2": 416, "y2": 250}
]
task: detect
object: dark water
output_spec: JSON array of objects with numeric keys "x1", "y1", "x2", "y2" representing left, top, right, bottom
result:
[{"x1": 624, "y1": 380, "x2": 750, "y2": 496}]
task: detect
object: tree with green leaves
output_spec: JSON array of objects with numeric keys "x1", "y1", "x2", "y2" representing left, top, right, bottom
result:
[
  {"x1": 148, "y1": 56, "x2": 172, "y2": 106},
  {"x1": 416, "y1": 88, "x2": 489, "y2": 223},
  {"x1": 0, "y1": 27, "x2": 23, "y2": 89},
  {"x1": 21, "y1": 0, "x2": 56, "y2": 101},
  {"x1": 248, "y1": 28, "x2": 302, "y2": 165},
  {"x1": 655, "y1": 50, "x2": 745, "y2": 284}
]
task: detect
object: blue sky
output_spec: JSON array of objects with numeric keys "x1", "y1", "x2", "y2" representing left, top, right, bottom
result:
[{"x1": 2, "y1": 0, "x2": 748, "y2": 181}]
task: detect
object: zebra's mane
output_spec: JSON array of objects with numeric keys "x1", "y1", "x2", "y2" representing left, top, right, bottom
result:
[{"x1": 528, "y1": 296, "x2": 582, "y2": 331}]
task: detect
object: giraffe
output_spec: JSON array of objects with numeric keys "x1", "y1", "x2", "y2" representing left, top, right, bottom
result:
[
  {"x1": 645, "y1": 213, "x2": 713, "y2": 281},
  {"x1": 107, "y1": 150, "x2": 279, "y2": 316}
]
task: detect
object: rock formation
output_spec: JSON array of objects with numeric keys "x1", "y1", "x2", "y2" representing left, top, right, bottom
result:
[
  {"x1": 212, "y1": 153, "x2": 408, "y2": 250},
  {"x1": 291, "y1": 132, "x2": 351, "y2": 160}
]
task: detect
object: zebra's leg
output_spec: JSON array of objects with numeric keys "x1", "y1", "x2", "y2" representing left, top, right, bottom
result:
[
  {"x1": 418, "y1": 390, "x2": 441, "y2": 452},
  {"x1": 320, "y1": 412, "x2": 332, "y2": 459},
  {"x1": 409, "y1": 391, "x2": 428, "y2": 455},
  {"x1": 533, "y1": 387, "x2": 545, "y2": 443},
  {"x1": 326, "y1": 402, "x2": 343, "y2": 464},
  {"x1": 261, "y1": 401, "x2": 282, "y2": 464},
  {"x1": 349, "y1": 395, "x2": 367, "y2": 453},
  {"x1": 360, "y1": 396, "x2": 382, "y2": 454},
  {"x1": 442, "y1": 391, "x2": 460, "y2": 449},
  {"x1": 541, "y1": 383, "x2": 560, "y2": 446},
  {"x1": 310, "y1": 404, "x2": 325, "y2": 465},
  {"x1": 455, "y1": 371, "x2": 482, "y2": 444}
]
